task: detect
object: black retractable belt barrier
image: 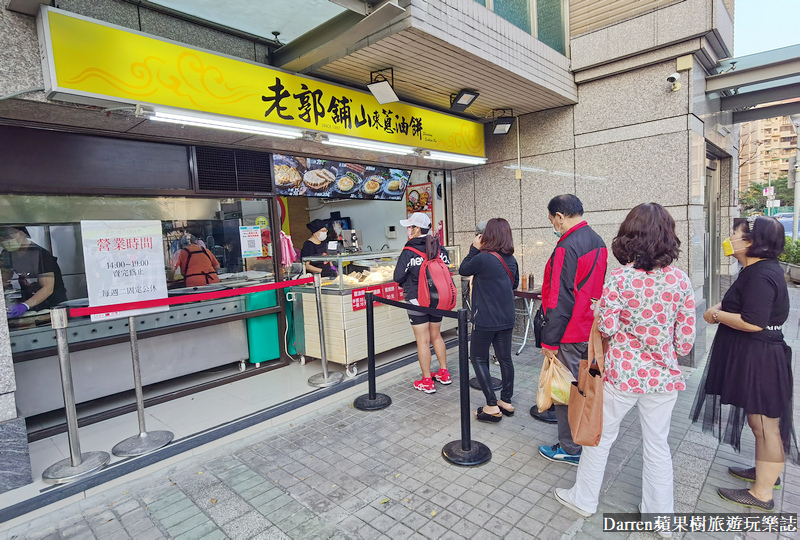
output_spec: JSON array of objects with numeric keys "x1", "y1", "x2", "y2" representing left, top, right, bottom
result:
[
  {"x1": 441, "y1": 309, "x2": 492, "y2": 466},
  {"x1": 353, "y1": 292, "x2": 392, "y2": 411},
  {"x1": 359, "y1": 296, "x2": 491, "y2": 466}
]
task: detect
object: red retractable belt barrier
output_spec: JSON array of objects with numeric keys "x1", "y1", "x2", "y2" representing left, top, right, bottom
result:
[{"x1": 69, "y1": 277, "x2": 314, "y2": 318}]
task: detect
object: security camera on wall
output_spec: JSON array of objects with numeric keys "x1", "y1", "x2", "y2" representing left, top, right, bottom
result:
[{"x1": 667, "y1": 72, "x2": 681, "y2": 92}]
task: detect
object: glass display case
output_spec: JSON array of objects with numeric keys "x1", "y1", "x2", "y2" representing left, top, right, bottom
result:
[
  {"x1": 301, "y1": 250, "x2": 401, "y2": 291},
  {"x1": 300, "y1": 245, "x2": 461, "y2": 292}
]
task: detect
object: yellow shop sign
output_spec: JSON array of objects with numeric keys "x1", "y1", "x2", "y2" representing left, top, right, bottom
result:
[{"x1": 37, "y1": 7, "x2": 485, "y2": 158}]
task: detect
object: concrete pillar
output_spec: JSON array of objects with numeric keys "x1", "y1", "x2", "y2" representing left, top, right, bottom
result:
[{"x1": 0, "y1": 289, "x2": 33, "y2": 493}]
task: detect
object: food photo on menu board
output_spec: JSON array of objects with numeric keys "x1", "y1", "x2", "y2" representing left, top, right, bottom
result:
[{"x1": 273, "y1": 154, "x2": 410, "y2": 201}]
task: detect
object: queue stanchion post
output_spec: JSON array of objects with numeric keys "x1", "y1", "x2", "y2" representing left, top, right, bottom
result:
[
  {"x1": 42, "y1": 307, "x2": 110, "y2": 484},
  {"x1": 442, "y1": 308, "x2": 491, "y2": 466},
  {"x1": 308, "y1": 273, "x2": 344, "y2": 388},
  {"x1": 112, "y1": 315, "x2": 174, "y2": 457},
  {"x1": 354, "y1": 292, "x2": 391, "y2": 410}
]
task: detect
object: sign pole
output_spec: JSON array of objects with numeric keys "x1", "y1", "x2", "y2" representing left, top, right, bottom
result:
[
  {"x1": 112, "y1": 316, "x2": 174, "y2": 456},
  {"x1": 308, "y1": 273, "x2": 344, "y2": 388},
  {"x1": 42, "y1": 308, "x2": 110, "y2": 484}
]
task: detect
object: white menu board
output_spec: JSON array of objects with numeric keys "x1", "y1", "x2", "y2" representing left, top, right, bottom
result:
[
  {"x1": 80, "y1": 220, "x2": 168, "y2": 321},
  {"x1": 239, "y1": 225, "x2": 262, "y2": 258}
]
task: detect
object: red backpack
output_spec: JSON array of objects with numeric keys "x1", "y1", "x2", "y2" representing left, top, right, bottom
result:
[{"x1": 403, "y1": 236, "x2": 457, "y2": 311}]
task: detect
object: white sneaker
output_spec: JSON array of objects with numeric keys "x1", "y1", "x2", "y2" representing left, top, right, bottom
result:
[
  {"x1": 553, "y1": 488, "x2": 593, "y2": 518},
  {"x1": 639, "y1": 503, "x2": 673, "y2": 538}
]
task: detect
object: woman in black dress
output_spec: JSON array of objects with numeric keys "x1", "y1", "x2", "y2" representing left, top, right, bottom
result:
[{"x1": 692, "y1": 215, "x2": 797, "y2": 511}]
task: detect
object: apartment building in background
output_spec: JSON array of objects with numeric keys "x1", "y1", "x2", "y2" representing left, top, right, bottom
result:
[{"x1": 739, "y1": 115, "x2": 799, "y2": 190}]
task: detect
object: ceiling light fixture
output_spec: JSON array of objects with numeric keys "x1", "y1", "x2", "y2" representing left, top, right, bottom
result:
[
  {"x1": 423, "y1": 151, "x2": 487, "y2": 165},
  {"x1": 367, "y1": 68, "x2": 399, "y2": 104},
  {"x1": 144, "y1": 107, "x2": 302, "y2": 139},
  {"x1": 450, "y1": 89, "x2": 480, "y2": 112},
  {"x1": 490, "y1": 108, "x2": 515, "y2": 135},
  {"x1": 321, "y1": 134, "x2": 414, "y2": 155}
]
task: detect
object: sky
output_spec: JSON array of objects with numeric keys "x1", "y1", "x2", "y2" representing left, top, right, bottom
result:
[{"x1": 734, "y1": 0, "x2": 800, "y2": 56}]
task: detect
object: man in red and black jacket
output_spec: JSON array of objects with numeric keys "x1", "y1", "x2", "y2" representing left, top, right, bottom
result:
[{"x1": 536, "y1": 194, "x2": 607, "y2": 466}]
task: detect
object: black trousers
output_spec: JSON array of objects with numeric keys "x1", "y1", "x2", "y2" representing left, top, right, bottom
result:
[{"x1": 470, "y1": 327, "x2": 514, "y2": 406}]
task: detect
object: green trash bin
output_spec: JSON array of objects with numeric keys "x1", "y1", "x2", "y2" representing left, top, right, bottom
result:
[{"x1": 245, "y1": 290, "x2": 281, "y2": 364}]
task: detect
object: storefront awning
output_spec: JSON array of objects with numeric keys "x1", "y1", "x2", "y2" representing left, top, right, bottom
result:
[{"x1": 707, "y1": 44, "x2": 800, "y2": 124}]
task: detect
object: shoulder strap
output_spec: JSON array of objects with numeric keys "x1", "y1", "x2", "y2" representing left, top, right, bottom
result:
[
  {"x1": 403, "y1": 246, "x2": 425, "y2": 258},
  {"x1": 576, "y1": 247, "x2": 601, "y2": 292},
  {"x1": 490, "y1": 252, "x2": 514, "y2": 285}
]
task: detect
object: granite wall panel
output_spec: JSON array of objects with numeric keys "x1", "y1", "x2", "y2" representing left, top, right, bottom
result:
[
  {"x1": 0, "y1": 417, "x2": 33, "y2": 494},
  {"x1": 575, "y1": 131, "x2": 690, "y2": 212},
  {"x1": 56, "y1": 0, "x2": 140, "y2": 30},
  {"x1": 451, "y1": 168, "x2": 476, "y2": 234},
  {"x1": 138, "y1": 8, "x2": 256, "y2": 61},
  {"x1": 0, "y1": 6, "x2": 44, "y2": 97},
  {"x1": 575, "y1": 61, "x2": 690, "y2": 135},
  {"x1": 518, "y1": 151, "x2": 576, "y2": 229}
]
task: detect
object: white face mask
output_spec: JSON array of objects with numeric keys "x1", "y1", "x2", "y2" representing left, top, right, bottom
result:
[
  {"x1": 317, "y1": 231, "x2": 328, "y2": 241},
  {"x1": 0, "y1": 238, "x2": 22, "y2": 252}
]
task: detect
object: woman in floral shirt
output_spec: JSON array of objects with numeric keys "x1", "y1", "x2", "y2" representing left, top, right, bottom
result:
[{"x1": 554, "y1": 203, "x2": 696, "y2": 531}]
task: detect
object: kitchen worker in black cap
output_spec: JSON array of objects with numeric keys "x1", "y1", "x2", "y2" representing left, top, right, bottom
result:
[{"x1": 300, "y1": 219, "x2": 336, "y2": 277}]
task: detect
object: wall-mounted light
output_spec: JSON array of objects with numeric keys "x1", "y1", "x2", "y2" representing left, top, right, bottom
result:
[
  {"x1": 450, "y1": 89, "x2": 480, "y2": 112},
  {"x1": 321, "y1": 134, "x2": 414, "y2": 155},
  {"x1": 139, "y1": 106, "x2": 303, "y2": 139},
  {"x1": 491, "y1": 108, "x2": 515, "y2": 135},
  {"x1": 367, "y1": 68, "x2": 399, "y2": 104}
]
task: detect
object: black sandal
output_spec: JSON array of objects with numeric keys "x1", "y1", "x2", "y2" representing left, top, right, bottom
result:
[
  {"x1": 498, "y1": 405, "x2": 515, "y2": 417},
  {"x1": 728, "y1": 466, "x2": 781, "y2": 489},
  {"x1": 718, "y1": 487, "x2": 775, "y2": 511},
  {"x1": 476, "y1": 407, "x2": 502, "y2": 423}
]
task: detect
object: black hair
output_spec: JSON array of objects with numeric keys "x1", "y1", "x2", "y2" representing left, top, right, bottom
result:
[
  {"x1": 0, "y1": 226, "x2": 30, "y2": 239},
  {"x1": 733, "y1": 216, "x2": 784, "y2": 259},
  {"x1": 547, "y1": 194, "x2": 584, "y2": 218},
  {"x1": 419, "y1": 227, "x2": 430, "y2": 235}
]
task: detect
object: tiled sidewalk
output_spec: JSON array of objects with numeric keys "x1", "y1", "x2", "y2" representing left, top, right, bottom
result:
[{"x1": 4, "y1": 291, "x2": 800, "y2": 540}]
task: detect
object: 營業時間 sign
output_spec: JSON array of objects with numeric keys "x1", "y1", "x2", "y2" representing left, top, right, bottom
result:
[
  {"x1": 37, "y1": 7, "x2": 485, "y2": 159},
  {"x1": 80, "y1": 220, "x2": 168, "y2": 321}
]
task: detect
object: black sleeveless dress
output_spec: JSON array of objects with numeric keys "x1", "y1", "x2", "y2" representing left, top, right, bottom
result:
[{"x1": 691, "y1": 258, "x2": 798, "y2": 463}]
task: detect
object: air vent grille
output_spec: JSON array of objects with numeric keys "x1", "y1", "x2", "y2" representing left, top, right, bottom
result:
[
  {"x1": 194, "y1": 146, "x2": 273, "y2": 193},
  {"x1": 234, "y1": 150, "x2": 273, "y2": 193}
]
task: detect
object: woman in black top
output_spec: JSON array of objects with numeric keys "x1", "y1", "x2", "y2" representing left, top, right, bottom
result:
[
  {"x1": 300, "y1": 219, "x2": 335, "y2": 278},
  {"x1": 692, "y1": 216, "x2": 798, "y2": 511},
  {"x1": 459, "y1": 218, "x2": 519, "y2": 422}
]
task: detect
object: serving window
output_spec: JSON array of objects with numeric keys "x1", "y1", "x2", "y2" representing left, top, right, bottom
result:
[{"x1": 1, "y1": 195, "x2": 278, "y2": 355}]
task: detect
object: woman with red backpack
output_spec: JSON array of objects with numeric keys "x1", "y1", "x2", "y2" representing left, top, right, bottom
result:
[
  {"x1": 394, "y1": 212, "x2": 455, "y2": 394},
  {"x1": 459, "y1": 218, "x2": 519, "y2": 422}
]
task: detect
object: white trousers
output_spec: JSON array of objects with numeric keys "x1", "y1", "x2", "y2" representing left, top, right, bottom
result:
[{"x1": 564, "y1": 382, "x2": 679, "y2": 514}]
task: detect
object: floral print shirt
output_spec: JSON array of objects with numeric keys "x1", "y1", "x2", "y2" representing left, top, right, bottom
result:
[{"x1": 600, "y1": 265, "x2": 696, "y2": 393}]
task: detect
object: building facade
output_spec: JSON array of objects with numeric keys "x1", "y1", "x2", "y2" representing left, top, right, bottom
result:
[
  {"x1": 739, "y1": 115, "x2": 798, "y2": 191},
  {"x1": 0, "y1": 0, "x2": 737, "y2": 509}
]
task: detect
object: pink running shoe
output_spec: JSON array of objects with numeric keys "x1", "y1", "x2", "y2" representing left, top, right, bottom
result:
[
  {"x1": 414, "y1": 377, "x2": 436, "y2": 393},
  {"x1": 432, "y1": 369, "x2": 452, "y2": 385}
]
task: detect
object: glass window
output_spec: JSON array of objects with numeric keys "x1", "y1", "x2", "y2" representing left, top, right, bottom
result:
[
  {"x1": 493, "y1": 0, "x2": 532, "y2": 34},
  {"x1": 536, "y1": 0, "x2": 566, "y2": 55},
  {"x1": 473, "y1": 0, "x2": 486, "y2": 5},
  {"x1": 1, "y1": 195, "x2": 277, "y2": 352}
]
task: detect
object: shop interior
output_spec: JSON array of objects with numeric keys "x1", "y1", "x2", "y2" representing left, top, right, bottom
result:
[{"x1": 1, "y1": 165, "x2": 457, "y2": 449}]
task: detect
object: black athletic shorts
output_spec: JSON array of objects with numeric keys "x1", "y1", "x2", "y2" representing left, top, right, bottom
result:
[{"x1": 407, "y1": 300, "x2": 442, "y2": 325}]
